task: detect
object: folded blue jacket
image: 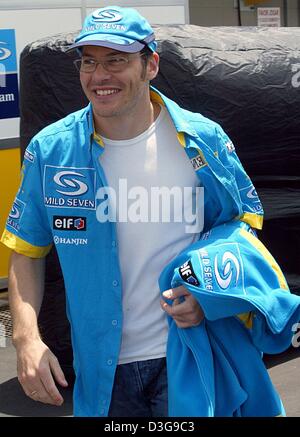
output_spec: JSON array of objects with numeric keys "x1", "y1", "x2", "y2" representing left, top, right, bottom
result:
[{"x1": 159, "y1": 220, "x2": 300, "y2": 417}]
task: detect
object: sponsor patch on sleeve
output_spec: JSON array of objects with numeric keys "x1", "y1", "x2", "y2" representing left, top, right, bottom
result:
[
  {"x1": 190, "y1": 153, "x2": 207, "y2": 171},
  {"x1": 198, "y1": 243, "x2": 245, "y2": 293},
  {"x1": 225, "y1": 140, "x2": 235, "y2": 153},
  {"x1": 179, "y1": 260, "x2": 200, "y2": 286},
  {"x1": 7, "y1": 198, "x2": 26, "y2": 231},
  {"x1": 24, "y1": 149, "x2": 35, "y2": 163}
]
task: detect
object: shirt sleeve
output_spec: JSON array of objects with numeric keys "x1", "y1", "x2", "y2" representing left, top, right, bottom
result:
[{"x1": 1, "y1": 139, "x2": 53, "y2": 258}]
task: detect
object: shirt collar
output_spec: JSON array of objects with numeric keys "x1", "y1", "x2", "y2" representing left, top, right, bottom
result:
[
  {"x1": 88, "y1": 86, "x2": 198, "y2": 148},
  {"x1": 150, "y1": 86, "x2": 198, "y2": 138}
]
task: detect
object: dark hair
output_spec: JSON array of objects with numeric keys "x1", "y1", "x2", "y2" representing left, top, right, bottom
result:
[
  {"x1": 140, "y1": 45, "x2": 154, "y2": 63},
  {"x1": 141, "y1": 45, "x2": 154, "y2": 57},
  {"x1": 140, "y1": 45, "x2": 154, "y2": 78}
]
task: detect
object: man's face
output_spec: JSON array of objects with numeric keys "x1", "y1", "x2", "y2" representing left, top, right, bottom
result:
[{"x1": 79, "y1": 45, "x2": 159, "y2": 123}]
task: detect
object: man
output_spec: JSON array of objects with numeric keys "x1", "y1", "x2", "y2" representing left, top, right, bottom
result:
[{"x1": 1, "y1": 6, "x2": 265, "y2": 416}]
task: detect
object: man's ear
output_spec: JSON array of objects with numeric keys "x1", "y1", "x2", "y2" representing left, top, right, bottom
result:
[{"x1": 147, "y1": 52, "x2": 160, "y2": 81}]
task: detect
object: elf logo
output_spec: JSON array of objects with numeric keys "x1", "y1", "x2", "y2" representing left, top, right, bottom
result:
[
  {"x1": 53, "y1": 216, "x2": 86, "y2": 231},
  {"x1": 179, "y1": 260, "x2": 199, "y2": 286}
]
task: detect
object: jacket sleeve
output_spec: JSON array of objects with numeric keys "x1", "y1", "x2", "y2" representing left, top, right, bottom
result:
[
  {"x1": 159, "y1": 220, "x2": 300, "y2": 354},
  {"x1": 1, "y1": 139, "x2": 53, "y2": 258},
  {"x1": 215, "y1": 126, "x2": 264, "y2": 230}
]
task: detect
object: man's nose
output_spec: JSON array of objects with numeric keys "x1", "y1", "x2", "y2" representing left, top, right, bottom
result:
[{"x1": 93, "y1": 62, "x2": 112, "y2": 79}]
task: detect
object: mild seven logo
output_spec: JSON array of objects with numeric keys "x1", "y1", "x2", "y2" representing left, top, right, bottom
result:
[
  {"x1": 92, "y1": 9, "x2": 123, "y2": 22},
  {"x1": 7, "y1": 198, "x2": 26, "y2": 231},
  {"x1": 54, "y1": 170, "x2": 88, "y2": 196},
  {"x1": 247, "y1": 187, "x2": 258, "y2": 199},
  {"x1": 214, "y1": 251, "x2": 240, "y2": 290},
  {"x1": 9, "y1": 203, "x2": 21, "y2": 219},
  {"x1": 0, "y1": 42, "x2": 11, "y2": 61},
  {"x1": 44, "y1": 166, "x2": 96, "y2": 210},
  {"x1": 199, "y1": 243, "x2": 245, "y2": 293}
]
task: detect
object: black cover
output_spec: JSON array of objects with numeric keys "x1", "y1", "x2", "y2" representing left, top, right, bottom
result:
[{"x1": 19, "y1": 26, "x2": 300, "y2": 372}]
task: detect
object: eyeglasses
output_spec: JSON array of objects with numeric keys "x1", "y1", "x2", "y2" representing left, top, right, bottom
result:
[{"x1": 73, "y1": 53, "x2": 146, "y2": 74}]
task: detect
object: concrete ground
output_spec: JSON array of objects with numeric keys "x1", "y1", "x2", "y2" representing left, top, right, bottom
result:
[{"x1": 1, "y1": 293, "x2": 299, "y2": 417}]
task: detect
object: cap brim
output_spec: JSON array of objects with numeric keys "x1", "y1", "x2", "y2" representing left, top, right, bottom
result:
[{"x1": 67, "y1": 34, "x2": 145, "y2": 53}]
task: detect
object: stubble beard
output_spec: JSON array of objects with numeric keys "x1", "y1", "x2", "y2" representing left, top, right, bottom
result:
[{"x1": 93, "y1": 77, "x2": 149, "y2": 120}]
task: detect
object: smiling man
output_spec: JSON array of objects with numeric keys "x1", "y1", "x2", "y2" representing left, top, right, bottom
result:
[
  {"x1": 1, "y1": 6, "x2": 266, "y2": 417},
  {"x1": 77, "y1": 46, "x2": 160, "y2": 137}
]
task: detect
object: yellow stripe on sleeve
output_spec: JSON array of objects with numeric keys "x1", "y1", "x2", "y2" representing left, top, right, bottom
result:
[
  {"x1": 236, "y1": 311, "x2": 253, "y2": 329},
  {"x1": 239, "y1": 212, "x2": 264, "y2": 230},
  {"x1": 240, "y1": 228, "x2": 289, "y2": 291},
  {"x1": 0, "y1": 229, "x2": 52, "y2": 258}
]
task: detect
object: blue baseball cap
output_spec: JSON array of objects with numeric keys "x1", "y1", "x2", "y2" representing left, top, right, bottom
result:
[{"x1": 68, "y1": 6, "x2": 157, "y2": 53}]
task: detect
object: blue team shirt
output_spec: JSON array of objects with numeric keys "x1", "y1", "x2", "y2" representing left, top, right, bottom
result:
[{"x1": 1, "y1": 87, "x2": 264, "y2": 416}]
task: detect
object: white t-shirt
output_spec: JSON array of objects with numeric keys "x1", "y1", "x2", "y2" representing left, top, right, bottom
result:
[{"x1": 99, "y1": 106, "x2": 202, "y2": 364}]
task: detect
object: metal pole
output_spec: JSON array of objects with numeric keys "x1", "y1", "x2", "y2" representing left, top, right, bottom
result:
[
  {"x1": 81, "y1": 0, "x2": 87, "y2": 25},
  {"x1": 283, "y1": 0, "x2": 288, "y2": 27},
  {"x1": 237, "y1": 0, "x2": 242, "y2": 26}
]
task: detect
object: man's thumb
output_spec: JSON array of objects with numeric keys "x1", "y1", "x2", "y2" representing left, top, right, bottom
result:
[{"x1": 162, "y1": 285, "x2": 189, "y2": 300}]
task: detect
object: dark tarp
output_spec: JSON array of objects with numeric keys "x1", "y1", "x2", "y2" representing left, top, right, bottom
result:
[{"x1": 19, "y1": 25, "x2": 300, "y2": 374}]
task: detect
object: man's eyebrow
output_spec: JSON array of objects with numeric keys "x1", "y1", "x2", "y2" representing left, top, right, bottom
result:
[{"x1": 82, "y1": 50, "x2": 125, "y2": 57}]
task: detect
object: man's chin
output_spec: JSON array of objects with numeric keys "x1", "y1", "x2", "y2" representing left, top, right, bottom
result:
[{"x1": 93, "y1": 106, "x2": 122, "y2": 119}]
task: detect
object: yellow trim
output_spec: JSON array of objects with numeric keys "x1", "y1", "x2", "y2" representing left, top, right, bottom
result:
[
  {"x1": 150, "y1": 89, "x2": 165, "y2": 106},
  {"x1": 151, "y1": 89, "x2": 188, "y2": 149},
  {"x1": 239, "y1": 228, "x2": 289, "y2": 291},
  {"x1": 20, "y1": 163, "x2": 26, "y2": 185},
  {"x1": 0, "y1": 230, "x2": 52, "y2": 259},
  {"x1": 93, "y1": 131, "x2": 104, "y2": 148},
  {"x1": 239, "y1": 212, "x2": 263, "y2": 230},
  {"x1": 0, "y1": 147, "x2": 21, "y2": 279},
  {"x1": 237, "y1": 312, "x2": 253, "y2": 329},
  {"x1": 177, "y1": 132, "x2": 186, "y2": 147}
]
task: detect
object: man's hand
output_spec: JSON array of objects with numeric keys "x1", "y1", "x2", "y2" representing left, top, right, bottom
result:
[
  {"x1": 16, "y1": 338, "x2": 68, "y2": 406},
  {"x1": 160, "y1": 285, "x2": 204, "y2": 328}
]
